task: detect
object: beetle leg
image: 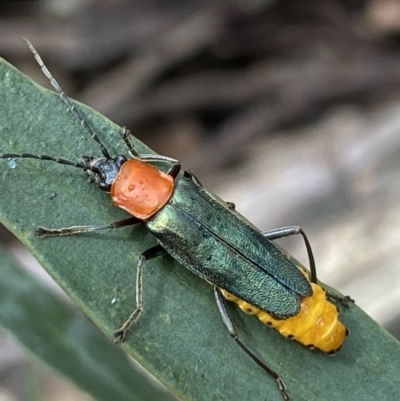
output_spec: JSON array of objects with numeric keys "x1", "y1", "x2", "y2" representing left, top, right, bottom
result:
[
  {"x1": 118, "y1": 128, "x2": 181, "y2": 180},
  {"x1": 114, "y1": 245, "x2": 165, "y2": 343},
  {"x1": 139, "y1": 153, "x2": 181, "y2": 178},
  {"x1": 165, "y1": 161, "x2": 181, "y2": 179},
  {"x1": 183, "y1": 170, "x2": 235, "y2": 209},
  {"x1": 36, "y1": 217, "x2": 141, "y2": 238},
  {"x1": 326, "y1": 293, "x2": 354, "y2": 307},
  {"x1": 118, "y1": 127, "x2": 140, "y2": 157},
  {"x1": 118, "y1": 129, "x2": 181, "y2": 178},
  {"x1": 263, "y1": 227, "x2": 353, "y2": 307},
  {"x1": 214, "y1": 287, "x2": 290, "y2": 401},
  {"x1": 225, "y1": 201, "x2": 235, "y2": 210},
  {"x1": 140, "y1": 154, "x2": 181, "y2": 178},
  {"x1": 183, "y1": 169, "x2": 203, "y2": 186},
  {"x1": 183, "y1": 171, "x2": 236, "y2": 209},
  {"x1": 262, "y1": 226, "x2": 317, "y2": 283}
]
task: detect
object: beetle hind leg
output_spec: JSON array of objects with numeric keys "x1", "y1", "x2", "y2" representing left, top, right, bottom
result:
[
  {"x1": 326, "y1": 292, "x2": 354, "y2": 308},
  {"x1": 214, "y1": 287, "x2": 290, "y2": 401},
  {"x1": 262, "y1": 226, "x2": 317, "y2": 283}
]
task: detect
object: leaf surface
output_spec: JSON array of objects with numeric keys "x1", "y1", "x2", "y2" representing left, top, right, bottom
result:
[{"x1": 1, "y1": 57, "x2": 400, "y2": 401}]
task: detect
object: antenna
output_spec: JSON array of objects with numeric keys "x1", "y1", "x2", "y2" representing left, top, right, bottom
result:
[
  {"x1": 23, "y1": 38, "x2": 112, "y2": 160},
  {"x1": 0, "y1": 153, "x2": 100, "y2": 173}
]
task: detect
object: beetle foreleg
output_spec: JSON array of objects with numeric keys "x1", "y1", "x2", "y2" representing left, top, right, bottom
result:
[
  {"x1": 114, "y1": 244, "x2": 165, "y2": 343},
  {"x1": 139, "y1": 153, "x2": 181, "y2": 179},
  {"x1": 118, "y1": 128, "x2": 181, "y2": 178},
  {"x1": 214, "y1": 287, "x2": 290, "y2": 401},
  {"x1": 36, "y1": 217, "x2": 141, "y2": 238},
  {"x1": 165, "y1": 161, "x2": 181, "y2": 179},
  {"x1": 118, "y1": 127, "x2": 140, "y2": 157}
]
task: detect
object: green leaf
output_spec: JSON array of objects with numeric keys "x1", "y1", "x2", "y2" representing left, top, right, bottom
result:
[
  {"x1": 0, "y1": 244, "x2": 176, "y2": 401},
  {"x1": 1, "y1": 57, "x2": 400, "y2": 401}
]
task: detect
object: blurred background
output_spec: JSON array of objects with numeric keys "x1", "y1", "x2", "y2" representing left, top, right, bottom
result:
[{"x1": 1, "y1": 0, "x2": 400, "y2": 399}]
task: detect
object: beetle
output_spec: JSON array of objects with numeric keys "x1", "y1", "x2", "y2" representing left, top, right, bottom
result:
[{"x1": 1, "y1": 39, "x2": 351, "y2": 401}]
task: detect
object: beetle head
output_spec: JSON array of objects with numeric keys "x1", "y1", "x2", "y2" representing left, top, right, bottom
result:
[{"x1": 82, "y1": 154, "x2": 127, "y2": 191}]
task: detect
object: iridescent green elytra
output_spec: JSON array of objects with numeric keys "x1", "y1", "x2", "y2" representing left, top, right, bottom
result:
[{"x1": 148, "y1": 175, "x2": 312, "y2": 318}]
